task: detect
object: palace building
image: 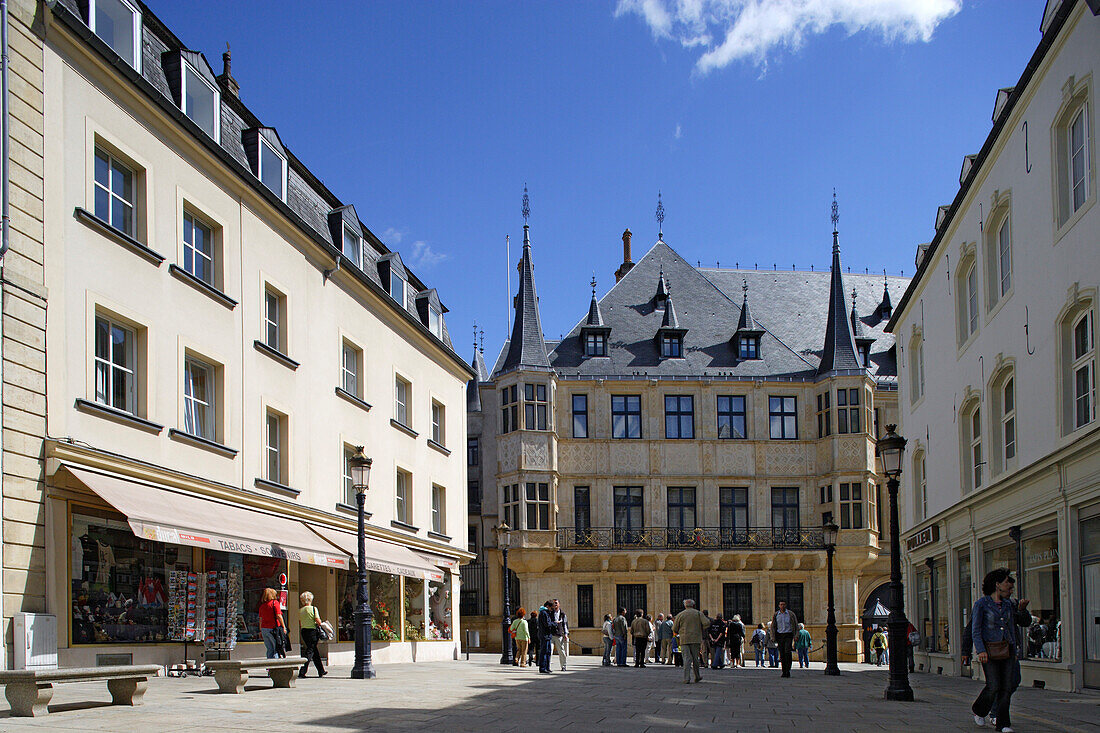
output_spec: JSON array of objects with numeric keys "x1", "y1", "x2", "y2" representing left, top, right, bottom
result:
[{"x1": 465, "y1": 195, "x2": 911, "y2": 659}]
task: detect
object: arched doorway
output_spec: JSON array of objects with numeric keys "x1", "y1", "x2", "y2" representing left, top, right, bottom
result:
[{"x1": 861, "y1": 583, "x2": 891, "y2": 663}]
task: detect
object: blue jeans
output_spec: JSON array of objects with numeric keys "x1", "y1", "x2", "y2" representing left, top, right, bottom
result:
[
  {"x1": 711, "y1": 646, "x2": 725, "y2": 668},
  {"x1": 602, "y1": 637, "x2": 613, "y2": 665},
  {"x1": 755, "y1": 647, "x2": 765, "y2": 666},
  {"x1": 614, "y1": 636, "x2": 628, "y2": 666},
  {"x1": 768, "y1": 647, "x2": 779, "y2": 666},
  {"x1": 798, "y1": 647, "x2": 809, "y2": 667},
  {"x1": 261, "y1": 627, "x2": 278, "y2": 659},
  {"x1": 538, "y1": 635, "x2": 553, "y2": 671}
]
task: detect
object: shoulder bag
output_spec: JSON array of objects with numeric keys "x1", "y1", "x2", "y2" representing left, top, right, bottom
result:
[{"x1": 985, "y1": 640, "x2": 1010, "y2": 660}]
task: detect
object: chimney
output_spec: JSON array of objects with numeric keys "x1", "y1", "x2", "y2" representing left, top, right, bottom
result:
[
  {"x1": 216, "y1": 43, "x2": 240, "y2": 99},
  {"x1": 615, "y1": 228, "x2": 635, "y2": 282}
]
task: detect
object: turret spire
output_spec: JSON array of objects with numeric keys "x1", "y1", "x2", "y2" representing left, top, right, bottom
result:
[
  {"x1": 500, "y1": 187, "x2": 550, "y2": 374},
  {"x1": 656, "y1": 191, "x2": 665, "y2": 241},
  {"x1": 818, "y1": 191, "x2": 862, "y2": 374}
]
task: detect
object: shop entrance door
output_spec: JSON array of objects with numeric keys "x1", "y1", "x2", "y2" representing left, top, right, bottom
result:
[{"x1": 1084, "y1": 561, "x2": 1100, "y2": 689}]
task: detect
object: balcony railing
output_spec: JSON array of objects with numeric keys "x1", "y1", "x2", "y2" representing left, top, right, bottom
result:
[{"x1": 557, "y1": 526, "x2": 824, "y2": 551}]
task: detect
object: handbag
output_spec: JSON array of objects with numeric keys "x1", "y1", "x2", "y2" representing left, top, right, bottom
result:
[
  {"x1": 986, "y1": 640, "x2": 1011, "y2": 661},
  {"x1": 907, "y1": 631, "x2": 921, "y2": 645},
  {"x1": 318, "y1": 620, "x2": 334, "y2": 642}
]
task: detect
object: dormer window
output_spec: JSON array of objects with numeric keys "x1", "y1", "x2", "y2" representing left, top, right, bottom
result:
[
  {"x1": 661, "y1": 334, "x2": 682, "y2": 358},
  {"x1": 859, "y1": 344, "x2": 871, "y2": 367},
  {"x1": 390, "y1": 272, "x2": 407, "y2": 308},
  {"x1": 428, "y1": 304, "x2": 442, "y2": 338},
  {"x1": 89, "y1": 0, "x2": 142, "y2": 72},
  {"x1": 738, "y1": 336, "x2": 759, "y2": 360},
  {"x1": 259, "y1": 137, "x2": 286, "y2": 200},
  {"x1": 585, "y1": 333, "x2": 606, "y2": 357},
  {"x1": 182, "y1": 61, "x2": 219, "y2": 140},
  {"x1": 342, "y1": 224, "x2": 361, "y2": 267}
]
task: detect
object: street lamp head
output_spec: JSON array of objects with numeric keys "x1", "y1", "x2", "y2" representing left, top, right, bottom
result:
[
  {"x1": 823, "y1": 520, "x2": 839, "y2": 547},
  {"x1": 348, "y1": 446, "x2": 372, "y2": 495},
  {"x1": 875, "y1": 424, "x2": 907, "y2": 479},
  {"x1": 494, "y1": 522, "x2": 512, "y2": 548}
]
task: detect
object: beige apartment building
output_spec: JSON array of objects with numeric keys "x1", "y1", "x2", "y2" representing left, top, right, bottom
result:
[
  {"x1": 890, "y1": 0, "x2": 1100, "y2": 692},
  {"x1": 466, "y1": 210, "x2": 911, "y2": 661},
  {"x1": 0, "y1": 0, "x2": 473, "y2": 669}
]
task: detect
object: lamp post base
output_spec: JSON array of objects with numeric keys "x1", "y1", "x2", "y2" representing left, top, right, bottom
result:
[{"x1": 351, "y1": 606, "x2": 376, "y2": 679}]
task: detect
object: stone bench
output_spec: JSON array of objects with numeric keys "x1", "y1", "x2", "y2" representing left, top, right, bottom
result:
[
  {"x1": 0, "y1": 664, "x2": 161, "y2": 717},
  {"x1": 204, "y1": 657, "x2": 305, "y2": 694}
]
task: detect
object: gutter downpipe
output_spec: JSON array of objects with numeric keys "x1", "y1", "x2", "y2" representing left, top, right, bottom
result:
[{"x1": 0, "y1": 0, "x2": 9, "y2": 670}]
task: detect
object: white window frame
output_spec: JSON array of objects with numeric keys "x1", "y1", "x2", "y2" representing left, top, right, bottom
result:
[
  {"x1": 342, "y1": 224, "x2": 361, "y2": 267},
  {"x1": 1002, "y1": 377, "x2": 1016, "y2": 462},
  {"x1": 182, "y1": 209, "x2": 214, "y2": 285},
  {"x1": 910, "y1": 339, "x2": 925, "y2": 402},
  {"x1": 966, "y1": 265, "x2": 979, "y2": 335},
  {"x1": 431, "y1": 485, "x2": 446, "y2": 535},
  {"x1": 395, "y1": 376, "x2": 410, "y2": 427},
  {"x1": 431, "y1": 400, "x2": 445, "y2": 445},
  {"x1": 266, "y1": 411, "x2": 283, "y2": 484},
  {"x1": 839, "y1": 482, "x2": 862, "y2": 530},
  {"x1": 428, "y1": 304, "x2": 442, "y2": 338},
  {"x1": 343, "y1": 445, "x2": 356, "y2": 506},
  {"x1": 1069, "y1": 103, "x2": 1090, "y2": 214},
  {"x1": 918, "y1": 453, "x2": 928, "y2": 520},
  {"x1": 395, "y1": 469, "x2": 410, "y2": 524},
  {"x1": 88, "y1": 0, "x2": 142, "y2": 72},
  {"x1": 93, "y1": 146, "x2": 135, "y2": 236},
  {"x1": 997, "y1": 218, "x2": 1012, "y2": 297},
  {"x1": 969, "y1": 406, "x2": 983, "y2": 490},
  {"x1": 257, "y1": 137, "x2": 286, "y2": 201},
  {"x1": 94, "y1": 315, "x2": 136, "y2": 413},
  {"x1": 341, "y1": 341, "x2": 360, "y2": 397},
  {"x1": 183, "y1": 356, "x2": 214, "y2": 440},
  {"x1": 181, "y1": 60, "x2": 220, "y2": 142},
  {"x1": 264, "y1": 287, "x2": 283, "y2": 352},
  {"x1": 502, "y1": 484, "x2": 520, "y2": 530},
  {"x1": 525, "y1": 481, "x2": 550, "y2": 531},
  {"x1": 390, "y1": 272, "x2": 407, "y2": 309},
  {"x1": 1072, "y1": 311, "x2": 1096, "y2": 430}
]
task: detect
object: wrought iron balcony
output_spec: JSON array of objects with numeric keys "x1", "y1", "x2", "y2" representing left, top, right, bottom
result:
[{"x1": 557, "y1": 526, "x2": 825, "y2": 551}]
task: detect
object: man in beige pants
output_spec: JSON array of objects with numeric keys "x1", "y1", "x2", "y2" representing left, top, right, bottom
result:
[{"x1": 672, "y1": 599, "x2": 710, "y2": 684}]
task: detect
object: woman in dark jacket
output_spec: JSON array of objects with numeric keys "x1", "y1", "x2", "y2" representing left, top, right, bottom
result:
[
  {"x1": 970, "y1": 568, "x2": 1030, "y2": 732},
  {"x1": 528, "y1": 611, "x2": 540, "y2": 665}
]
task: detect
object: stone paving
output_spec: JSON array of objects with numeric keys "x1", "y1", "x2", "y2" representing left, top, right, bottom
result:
[{"x1": 0, "y1": 654, "x2": 1097, "y2": 732}]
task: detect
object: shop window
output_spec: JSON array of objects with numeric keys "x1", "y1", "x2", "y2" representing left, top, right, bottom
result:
[
  {"x1": 70, "y1": 508, "x2": 189, "y2": 645},
  {"x1": 933, "y1": 561, "x2": 949, "y2": 653},
  {"x1": 664, "y1": 395, "x2": 694, "y2": 439},
  {"x1": 428, "y1": 577, "x2": 452, "y2": 639},
  {"x1": 404, "y1": 577, "x2": 425, "y2": 640},
  {"x1": 916, "y1": 565, "x2": 932, "y2": 651},
  {"x1": 204, "y1": 550, "x2": 285, "y2": 644},
  {"x1": 500, "y1": 385, "x2": 518, "y2": 433},
  {"x1": 371, "y1": 572, "x2": 401, "y2": 641},
  {"x1": 611, "y1": 395, "x2": 642, "y2": 439},
  {"x1": 957, "y1": 549, "x2": 972, "y2": 661},
  {"x1": 717, "y1": 395, "x2": 746, "y2": 439},
  {"x1": 1021, "y1": 533, "x2": 1061, "y2": 662}
]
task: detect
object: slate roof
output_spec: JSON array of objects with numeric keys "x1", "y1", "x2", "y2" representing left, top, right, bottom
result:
[
  {"x1": 490, "y1": 237, "x2": 908, "y2": 381},
  {"x1": 467, "y1": 348, "x2": 490, "y2": 412},
  {"x1": 50, "y1": 0, "x2": 466, "y2": 365},
  {"x1": 499, "y1": 227, "x2": 552, "y2": 374}
]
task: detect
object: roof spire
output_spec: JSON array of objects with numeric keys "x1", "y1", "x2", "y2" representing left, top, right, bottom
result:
[
  {"x1": 521, "y1": 184, "x2": 531, "y2": 247},
  {"x1": 831, "y1": 188, "x2": 840, "y2": 254},
  {"x1": 736, "y1": 279, "x2": 762, "y2": 333},
  {"x1": 500, "y1": 192, "x2": 550, "y2": 375},
  {"x1": 591, "y1": 273, "x2": 597, "y2": 297},
  {"x1": 818, "y1": 195, "x2": 861, "y2": 375},
  {"x1": 479, "y1": 328, "x2": 484, "y2": 354},
  {"x1": 656, "y1": 191, "x2": 665, "y2": 241}
]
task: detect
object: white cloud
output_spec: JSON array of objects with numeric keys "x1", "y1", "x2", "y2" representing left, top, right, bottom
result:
[
  {"x1": 382, "y1": 227, "x2": 405, "y2": 244},
  {"x1": 616, "y1": 0, "x2": 961, "y2": 74},
  {"x1": 674, "y1": 123, "x2": 683, "y2": 139},
  {"x1": 409, "y1": 240, "x2": 448, "y2": 269}
]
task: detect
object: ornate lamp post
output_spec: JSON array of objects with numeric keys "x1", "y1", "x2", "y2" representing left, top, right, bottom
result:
[
  {"x1": 348, "y1": 447, "x2": 376, "y2": 679},
  {"x1": 876, "y1": 425, "x2": 913, "y2": 701},
  {"x1": 495, "y1": 523, "x2": 514, "y2": 665},
  {"x1": 823, "y1": 519, "x2": 841, "y2": 676}
]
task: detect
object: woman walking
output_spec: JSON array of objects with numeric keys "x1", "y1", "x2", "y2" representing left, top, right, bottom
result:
[
  {"x1": 258, "y1": 587, "x2": 286, "y2": 659},
  {"x1": 727, "y1": 614, "x2": 745, "y2": 668},
  {"x1": 971, "y1": 568, "x2": 1031, "y2": 732},
  {"x1": 510, "y1": 607, "x2": 530, "y2": 667},
  {"x1": 298, "y1": 591, "x2": 327, "y2": 678}
]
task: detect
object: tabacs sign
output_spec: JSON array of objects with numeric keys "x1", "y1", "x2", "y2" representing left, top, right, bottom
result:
[{"x1": 906, "y1": 524, "x2": 939, "y2": 552}]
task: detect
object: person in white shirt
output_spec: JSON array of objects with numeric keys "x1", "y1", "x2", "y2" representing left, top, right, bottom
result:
[{"x1": 771, "y1": 600, "x2": 800, "y2": 677}]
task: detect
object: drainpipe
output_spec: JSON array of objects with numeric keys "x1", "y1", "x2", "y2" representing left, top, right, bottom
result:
[{"x1": 0, "y1": 0, "x2": 9, "y2": 669}]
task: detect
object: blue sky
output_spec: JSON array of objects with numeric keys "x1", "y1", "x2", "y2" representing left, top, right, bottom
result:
[{"x1": 155, "y1": 0, "x2": 1042, "y2": 359}]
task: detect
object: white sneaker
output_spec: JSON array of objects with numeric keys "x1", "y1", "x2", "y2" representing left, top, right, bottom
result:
[
  {"x1": 973, "y1": 715, "x2": 986, "y2": 727},
  {"x1": 1000, "y1": 728, "x2": 1014, "y2": 732}
]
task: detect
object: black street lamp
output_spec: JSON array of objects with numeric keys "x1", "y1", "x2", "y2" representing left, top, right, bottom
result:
[
  {"x1": 495, "y1": 523, "x2": 514, "y2": 665},
  {"x1": 348, "y1": 447, "x2": 376, "y2": 679},
  {"x1": 823, "y1": 519, "x2": 841, "y2": 676},
  {"x1": 876, "y1": 424, "x2": 913, "y2": 701}
]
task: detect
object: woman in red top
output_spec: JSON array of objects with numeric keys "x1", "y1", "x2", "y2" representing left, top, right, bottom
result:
[{"x1": 258, "y1": 587, "x2": 286, "y2": 659}]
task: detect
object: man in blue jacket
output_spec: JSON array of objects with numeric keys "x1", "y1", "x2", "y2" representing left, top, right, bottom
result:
[{"x1": 537, "y1": 600, "x2": 558, "y2": 673}]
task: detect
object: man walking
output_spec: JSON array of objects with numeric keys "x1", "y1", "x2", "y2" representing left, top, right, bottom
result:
[
  {"x1": 630, "y1": 609, "x2": 650, "y2": 667},
  {"x1": 612, "y1": 607, "x2": 630, "y2": 667},
  {"x1": 672, "y1": 599, "x2": 709, "y2": 684},
  {"x1": 772, "y1": 600, "x2": 799, "y2": 677},
  {"x1": 537, "y1": 599, "x2": 557, "y2": 674},
  {"x1": 550, "y1": 598, "x2": 569, "y2": 671},
  {"x1": 656, "y1": 613, "x2": 673, "y2": 663}
]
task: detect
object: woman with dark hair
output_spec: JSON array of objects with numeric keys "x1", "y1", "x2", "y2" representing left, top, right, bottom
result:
[{"x1": 970, "y1": 568, "x2": 1030, "y2": 732}]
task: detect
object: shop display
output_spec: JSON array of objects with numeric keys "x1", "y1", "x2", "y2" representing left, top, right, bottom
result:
[
  {"x1": 167, "y1": 570, "x2": 202, "y2": 641},
  {"x1": 428, "y1": 578, "x2": 452, "y2": 640},
  {"x1": 404, "y1": 578, "x2": 425, "y2": 640},
  {"x1": 204, "y1": 568, "x2": 240, "y2": 650}
]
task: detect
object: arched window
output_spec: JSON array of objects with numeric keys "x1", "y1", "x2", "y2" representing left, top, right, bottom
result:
[
  {"x1": 955, "y1": 245, "x2": 979, "y2": 348},
  {"x1": 989, "y1": 366, "x2": 1017, "y2": 476},
  {"x1": 1061, "y1": 297, "x2": 1096, "y2": 433},
  {"x1": 960, "y1": 397, "x2": 983, "y2": 493},
  {"x1": 984, "y1": 198, "x2": 1012, "y2": 311}
]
